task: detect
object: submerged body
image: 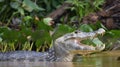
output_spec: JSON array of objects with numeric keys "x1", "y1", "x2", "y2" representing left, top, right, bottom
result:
[
  {"x1": 0, "y1": 28, "x2": 105, "y2": 62},
  {"x1": 0, "y1": 51, "x2": 49, "y2": 61}
]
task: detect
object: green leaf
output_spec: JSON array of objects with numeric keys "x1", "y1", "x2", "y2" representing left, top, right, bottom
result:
[
  {"x1": 0, "y1": 0, "x2": 4, "y2": 2},
  {"x1": 10, "y1": 2, "x2": 20, "y2": 9},
  {"x1": 37, "y1": 21, "x2": 52, "y2": 31},
  {"x1": 22, "y1": 0, "x2": 44, "y2": 12},
  {"x1": 79, "y1": 24, "x2": 93, "y2": 32},
  {"x1": 20, "y1": 28, "x2": 32, "y2": 36},
  {"x1": 81, "y1": 38, "x2": 104, "y2": 47},
  {"x1": 108, "y1": 30, "x2": 120, "y2": 38},
  {"x1": 2, "y1": 30, "x2": 20, "y2": 42},
  {"x1": 0, "y1": 37, "x2": 2, "y2": 42},
  {"x1": 19, "y1": 28, "x2": 32, "y2": 43},
  {"x1": 36, "y1": 39, "x2": 43, "y2": 47},
  {"x1": 18, "y1": 7, "x2": 25, "y2": 15},
  {"x1": 32, "y1": 30, "x2": 51, "y2": 41},
  {"x1": 0, "y1": 27, "x2": 10, "y2": 33},
  {"x1": 23, "y1": 16, "x2": 32, "y2": 21},
  {"x1": 92, "y1": 38, "x2": 104, "y2": 46},
  {"x1": 53, "y1": 24, "x2": 75, "y2": 40},
  {"x1": 32, "y1": 30, "x2": 52, "y2": 47},
  {"x1": 43, "y1": 18, "x2": 52, "y2": 25}
]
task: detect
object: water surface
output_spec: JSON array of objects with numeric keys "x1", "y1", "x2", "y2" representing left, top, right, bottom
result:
[{"x1": 0, "y1": 50, "x2": 120, "y2": 67}]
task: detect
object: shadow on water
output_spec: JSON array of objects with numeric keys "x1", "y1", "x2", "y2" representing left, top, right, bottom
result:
[{"x1": 0, "y1": 50, "x2": 120, "y2": 67}]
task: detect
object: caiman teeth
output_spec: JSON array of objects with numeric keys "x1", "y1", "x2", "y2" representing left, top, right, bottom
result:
[
  {"x1": 101, "y1": 32, "x2": 105, "y2": 36},
  {"x1": 101, "y1": 33, "x2": 104, "y2": 36}
]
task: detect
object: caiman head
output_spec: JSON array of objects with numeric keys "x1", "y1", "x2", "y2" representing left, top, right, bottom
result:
[{"x1": 54, "y1": 28, "x2": 105, "y2": 61}]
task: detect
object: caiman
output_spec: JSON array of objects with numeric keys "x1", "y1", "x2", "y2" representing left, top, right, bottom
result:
[{"x1": 0, "y1": 28, "x2": 105, "y2": 62}]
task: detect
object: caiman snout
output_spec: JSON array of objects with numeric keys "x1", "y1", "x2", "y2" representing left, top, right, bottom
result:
[{"x1": 95, "y1": 28, "x2": 105, "y2": 35}]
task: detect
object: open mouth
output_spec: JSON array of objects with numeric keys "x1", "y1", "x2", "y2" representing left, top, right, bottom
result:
[{"x1": 70, "y1": 33, "x2": 105, "y2": 55}]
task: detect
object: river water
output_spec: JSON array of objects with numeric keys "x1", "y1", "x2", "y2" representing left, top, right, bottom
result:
[{"x1": 0, "y1": 50, "x2": 120, "y2": 67}]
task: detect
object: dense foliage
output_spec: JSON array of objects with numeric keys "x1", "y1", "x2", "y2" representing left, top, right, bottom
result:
[{"x1": 0, "y1": 0, "x2": 119, "y2": 52}]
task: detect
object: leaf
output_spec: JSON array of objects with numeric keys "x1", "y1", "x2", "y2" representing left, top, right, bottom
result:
[
  {"x1": 53, "y1": 24, "x2": 75, "y2": 40},
  {"x1": 81, "y1": 38, "x2": 104, "y2": 48},
  {"x1": 32, "y1": 30, "x2": 52, "y2": 47},
  {"x1": 23, "y1": 16, "x2": 32, "y2": 21},
  {"x1": 32, "y1": 30, "x2": 51, "y2": 41},
  {"x1": 0, "y1": 27, "x2": 11, "y2": 33},
  {"x1": 92, "y1": 38, "x2": 104, "y2": 46},
  {"x1": 18, "y1": 28, "x2": 32, "y2": 43},
  {"x1": 36, "y1": 39, "x2": 43, "y2": 47},
  {"x1": 108, "y1": 30, "x2": 120, "y2": 38},
  {"x1": 43, "y1": 18, "x2": 52, "y2": 25},
  {"x1": 2, "y1": 30, "x2": 20, "y2": 42},
  {"x1": 18, "y1": 7, "x2": 25, "y2": 15},
  {"x1": 78, "y1": 24, "x2": 93, "y2": 32},
  {"x1": 0, "y1": 37, "x2": 2, "y2": 42},
  {"x1": 0, "y1": 0, "x2": 4, "y2": 2},
  {"x1": 10, "y1": 2, "x2": 20, "y2": 9},
  {"x1": 22, "y1": 0, "x2": 44, "y2": 12},
  {"x1": 37, "y1": 21, "x2": 52, "y2": 31}
]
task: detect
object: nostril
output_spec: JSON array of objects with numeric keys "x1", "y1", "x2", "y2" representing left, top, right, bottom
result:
[{"x1": 74, "y1": 31, "x2": 78, "y2": 34}]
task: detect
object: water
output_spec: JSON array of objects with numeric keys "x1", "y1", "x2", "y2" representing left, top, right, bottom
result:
[{"x1": 0, "y1": 50, "x2": 120, "y2": 67}]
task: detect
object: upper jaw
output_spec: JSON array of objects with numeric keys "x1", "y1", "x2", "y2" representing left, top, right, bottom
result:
[
  {"x1": 70, "y1": 28, "x2": 105, "y2": 51},
  {"x1": 71, "y1": 28, "x2": 105, "y2": 40},
  {"x1": 95, "y1": 28, "x2": 105, "y2": 36}
]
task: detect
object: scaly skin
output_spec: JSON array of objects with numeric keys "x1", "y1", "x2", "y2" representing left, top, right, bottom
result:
[
  {"x1": 0, "y1": 28, "x2": 105, "y2": 62},
  {"x1": 54, "y1": 28, "x2": 105, "y2": 61}
]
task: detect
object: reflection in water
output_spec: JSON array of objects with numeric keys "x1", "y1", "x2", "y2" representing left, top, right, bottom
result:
[
  {"x1": 0, "y1": 62, "x2": 74, "y2": 67},
  {"x1": 0, "y1": 50, "x2": 120, "y2": 67}
]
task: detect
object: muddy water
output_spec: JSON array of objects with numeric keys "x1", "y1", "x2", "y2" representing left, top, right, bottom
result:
[{"x1": 0, "y1": 50, "x2": 120, "y2": 67}]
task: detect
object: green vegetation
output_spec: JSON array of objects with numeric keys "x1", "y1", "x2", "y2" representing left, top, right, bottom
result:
[
  {"x1": 0, "y1": 0, "x2": 119, "y2": 52},
  {"x1": 67, "y1": 0, "x2": 104, "y2": 21}
]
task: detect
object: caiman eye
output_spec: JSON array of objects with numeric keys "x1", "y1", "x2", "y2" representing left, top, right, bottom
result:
[{"x1": 74, "y1": 30, "x2": 81, "y2": 34}]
